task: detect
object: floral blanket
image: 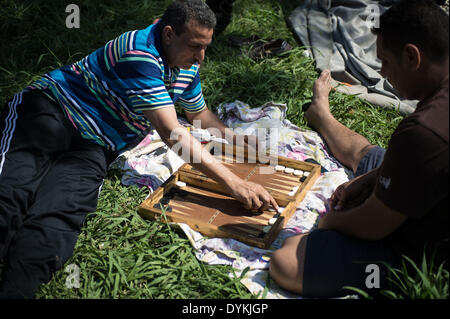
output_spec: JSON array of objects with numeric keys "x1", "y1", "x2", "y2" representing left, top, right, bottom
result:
[{"x1": 110, "y1": 101, "x2": 352, "y2": 298}]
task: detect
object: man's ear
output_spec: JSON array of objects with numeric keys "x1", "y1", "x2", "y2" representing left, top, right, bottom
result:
[
  {"x1": 162, "y1": 25, "x2": 175, "y2": 44},
  {"x1": 403, "y1": 43, "x2": 421, "y2": 71}
]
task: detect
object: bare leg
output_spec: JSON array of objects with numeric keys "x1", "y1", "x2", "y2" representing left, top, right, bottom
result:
[
  {"x1": 304, "y1": 70, "x2": 375, "y2": 173},
  {"x1": 269, "y1": 233, "x2": 308, "y2": 294}
]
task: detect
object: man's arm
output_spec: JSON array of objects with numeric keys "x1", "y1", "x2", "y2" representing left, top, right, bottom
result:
[
  {"x1": 185, "y1": 107, "x2": 228, "y2": 137},
  {"x1": 144, "y1": 107, "x2": 278, "y2": 210},
  {"x1": 319, "y1": 191, "x2": 407, "y2": 241}
]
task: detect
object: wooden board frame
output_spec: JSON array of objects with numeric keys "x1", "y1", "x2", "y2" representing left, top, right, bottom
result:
[{"x1": 138, "y1": 141, "x2": 321, "y2": 248}]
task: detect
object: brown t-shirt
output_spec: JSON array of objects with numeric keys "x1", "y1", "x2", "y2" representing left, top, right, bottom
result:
[{"x1": 375, "y1": 78, "x2": 449, "y2": 269}]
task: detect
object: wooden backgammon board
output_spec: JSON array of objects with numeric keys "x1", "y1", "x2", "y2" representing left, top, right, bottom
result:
[{"x1": 138, "y1": 141, "x2": 321, "y2": 248}]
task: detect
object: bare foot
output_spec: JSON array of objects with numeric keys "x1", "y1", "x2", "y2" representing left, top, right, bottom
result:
[{"x1": 304, "y1": 70, "x2": 333, "y2": 131}]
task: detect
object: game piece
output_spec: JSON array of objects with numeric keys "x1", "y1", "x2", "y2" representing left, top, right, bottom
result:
[
  {"x1": 284, "y1": 167, "x2": 294, "y2": 174},
  {"x1": 164, "y1": 206, "x2": 172, "y2": 213},
  {"x1": 176, "y1": 181, "x2": 187, "y2": 187},
  {"x1": 177, "y1": 190, "x2": 189, "y2": 197},
  {"x1": 294, "y1": 169, "x2": 303, "y2": 176},
  {"x1": 159, "y1": 197, "x2": 170, "y2": 205}
]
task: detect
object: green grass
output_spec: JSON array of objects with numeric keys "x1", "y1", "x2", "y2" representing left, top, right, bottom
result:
[
  {"x1": 35, "y1": 177, "x2": 254, "y2": 299},
  {"x1": 382, "y1": 254, "x2": 449, "y2": 299},
  {"x1": 344, "y1": 253, "x2": 449, "y2": 299},
  {"x1": 0, "y1": 0, "x2": 410, "y2": 299}
]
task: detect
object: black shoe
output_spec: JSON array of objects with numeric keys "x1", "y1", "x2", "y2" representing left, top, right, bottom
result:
[
  {"x1": 228, "y1": 35, "x2": 261, "y2": 47},
  {"x1": 249, "y1": 39, "x2": 292, "y2": 61}
]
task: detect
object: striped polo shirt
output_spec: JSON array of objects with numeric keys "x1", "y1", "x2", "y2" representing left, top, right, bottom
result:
[{"x1": 28, "y1": 22, "x2": 207, "y2": 151}]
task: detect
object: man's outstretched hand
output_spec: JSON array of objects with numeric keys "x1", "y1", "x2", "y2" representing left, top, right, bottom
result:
[{"x1": 227, "y1": 179, "x2": 279, "y2": 211}]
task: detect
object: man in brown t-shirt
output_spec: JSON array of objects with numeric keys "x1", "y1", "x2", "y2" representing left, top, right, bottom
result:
[
  {"x1": 269, "y1": 0, "x2": 449, "y2": 298},
  {"x1": 376, "y1": 79, "x2": 449, "y2": 272}
]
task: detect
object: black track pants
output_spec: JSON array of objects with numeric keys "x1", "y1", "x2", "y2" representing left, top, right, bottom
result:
[{"x1": 0, "y1": 90, "x2": 115, "y2": 298}]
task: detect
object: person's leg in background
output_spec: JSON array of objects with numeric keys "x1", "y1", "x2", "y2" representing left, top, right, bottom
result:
[
  {"x1": 206, "y1": 0, "x2": 236, "y2": 35},
  {"x1": 304, "y1": 70, "x2": 381, "y2": 174}
]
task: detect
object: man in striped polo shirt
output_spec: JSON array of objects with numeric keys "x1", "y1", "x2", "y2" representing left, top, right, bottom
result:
[{"x1": 0, "y1": 0, "x2": 277, "y2": 298}]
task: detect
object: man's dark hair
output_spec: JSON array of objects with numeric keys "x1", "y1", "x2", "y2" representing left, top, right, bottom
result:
[
  {"x1": 372, "y1": 0, "x2": 449, "y2": 63},
  {"x1": 159, "y1": 0, "x2": 217, "y2": 35}
]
